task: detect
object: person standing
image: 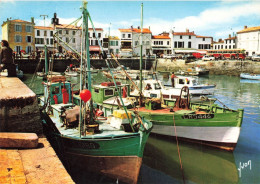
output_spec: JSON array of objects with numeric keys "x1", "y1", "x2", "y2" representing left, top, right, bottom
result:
[
  {"x1": 171, "y1": 72, "x2": 177, "y2": 87},
  {"x1": 0, "y1": 40, "x2": 17, "y2": 77}
]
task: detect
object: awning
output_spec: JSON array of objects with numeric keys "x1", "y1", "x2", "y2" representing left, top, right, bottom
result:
[
  {"x1": 174, "y1": 49, "x2": 197, "y2": 53},
  {"x1": 152, "y1": 48, "x2": 172, "y2": 50},
  {"x1": 90, "y1": 46, "x2": 100, "y2": 52}
]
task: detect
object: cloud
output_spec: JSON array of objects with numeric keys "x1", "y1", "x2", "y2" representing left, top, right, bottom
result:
[{"x1": 141, "y1": 1, "x2": 260, "y2": 38}]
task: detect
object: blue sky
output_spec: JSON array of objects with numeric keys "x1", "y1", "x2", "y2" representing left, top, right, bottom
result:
[{"x1": 1, "y1": 0, "x2": 260, "y2": 41}]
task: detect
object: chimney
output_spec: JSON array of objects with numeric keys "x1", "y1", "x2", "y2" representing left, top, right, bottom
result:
[
  {"x1": 137, "y1": 26, "x2": 140, "y2": 29},
  {"x1": 218, "y1": 38, "x2": 222, "y2": 42},
  {"x1": 131, "y1": 25, "x2": 133, "y2": 30},
  {"x1": 229, "y1": 34, "x2": 231, "y2": 38},
  {"x1": 149, "y1": 26, "x2": 150, "y2": 30},
  {"x1": 186, "y1": 29, "x2": 189, "y2": 33},
  {"x1": 244, "y1": 25, "x2": 247, "y2": 29},
  {"x1": 31, "y1": 17, "x2": 34, "y2": 24}
]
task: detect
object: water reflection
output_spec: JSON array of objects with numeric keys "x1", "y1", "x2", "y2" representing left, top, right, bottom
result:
[{"x1": 141, "y1": 135, "x2": 239, "y2": 184}]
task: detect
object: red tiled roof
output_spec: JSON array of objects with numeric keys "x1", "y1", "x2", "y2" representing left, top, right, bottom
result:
[
  {"x1": 35, "y1": 26, "x2": 54, "y2": 30},
  {"x1": 237, "y1": 26, "x2": 260, "y2": 34},
  {"x1": 56, "y1": 24, "x2": 81, "y2": 30},
  {"x1": 119, "y1": 28, "x2": 152, "y2": 34},
  {"x1": 213, "y1": 41, "x2": 224, "y2": 44},
  {"x1": 152, "y1": 35, "x2": 170, "y2": 39},
  {"x1": 10, "y1": 19, "x2": 32, "y2": 24},
  {"x1": 225, "y1": 36, "x2": 236, "y2": 40},
  {"x1": 173, "y1": 32, "x2": 196, "y2": 36}
]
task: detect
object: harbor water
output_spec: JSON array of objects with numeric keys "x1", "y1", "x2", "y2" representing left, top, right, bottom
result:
[{"x1": 23, "y1": 73, "x2": 260, "y2": 184}]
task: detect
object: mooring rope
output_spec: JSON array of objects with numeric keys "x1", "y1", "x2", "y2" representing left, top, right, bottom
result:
[{"x1": 173, "y1": 113, "x2": 186, "y2": 184}]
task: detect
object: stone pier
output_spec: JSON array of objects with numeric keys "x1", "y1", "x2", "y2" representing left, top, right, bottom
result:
[{"x1": 0, "y1": 77, "x2": 42, "y2": 134}]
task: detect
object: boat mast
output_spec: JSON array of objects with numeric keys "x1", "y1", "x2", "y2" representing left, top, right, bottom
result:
[{"x1": 139, "y1": 3, "x2": 143, "y2": 106}]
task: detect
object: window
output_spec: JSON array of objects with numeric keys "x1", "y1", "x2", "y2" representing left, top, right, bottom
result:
[
  {"x1": 15, "y1": 46, "x2": 21, "y2": 52},
  {"x1": 229, "y1": 45, "x2": 231, "y2": 49},
  {"x1": 26, "y1": 25, "x2": 32, "y2": 32},
  {"x1": 174, "y1": 41, "x2": 177, "y2": 48},
  {"x1": 50, "y1": 38, "x2": 53, "y2": 44},
  {"x1": 15, "y1": 24, "x2": 22, "y2": 32},
  {"x1": 116, "y1": 41, "x2": 118, "y2": 46},
  {"x1": 95, "y1": 40, "x2": 98, "y2": 45},
  {"x1": 122, "y1": 34, "x2": 125, "y2": 38},
  {"x1": 188, "y1": 41, "x2": 191, "y2": 48},
  {"x1": 167, "y1": 41, "x2": 169, "y2": 45},
  {"x1": 94, "y1": 88, "x2": 99, "y2": 93},
  {"x1": 116, "y1": 49, "x2": 119, "y2": 53},
  {"x1": 59, "y1": 30, "x2": 62, "y2": 34},
  {"x1": 66, "y1": 30, "x2": 69, "y2": 34},
  {"x1": 178, "y1": 41, "x2": 184, "y2": 48},
  {"x1": 72, "y1": 38, "x2": 75, "y2": 43},
  {"x1": 72, "y1": 31, "x2": 75, "y2": 35},
  {"x1": 91, "y1": 40, "x2": 93, "y2": 45},
  {"x1": 66, "y1": 37, "x2": 69, "y2": 43},
  {"x1": 180, "y1": 35, "x2": 182, "y2": 39},
  {"x1": 15, "y1": 35, "x2": 22, "y2": 42},
  {"x1": 50, "y1": 31, "x2": 53, "y2": 36},
  {"x1": 221, "y1": 45, "x2": 223, "y2": 49},
  {"x1": 98, "y1": 33, "x2": 101, "y2": 38},
  {"x1": 26, "y1": 46, "x2": 32, "y2": 53},
  {"x1": 46, "y1": 38, "x2": 49, "y2": 44},
  {"x1": 189, "y1": 36, "x2": 191, "y2": 39},
  {"x1": 26, "y1": 36, "x2": 32, "y2": 43},
  {"x1": 229, "y1": 40, "x2": 231, "y2": 43},
  {"x1": 40, "y1": 38, "x2": 44, "y2": 44},
  {"x1": 203, "y1": 38, "x2": 205, "y2": 41},
  {"x1": 135, "y1": 41, "x2": 138, "y2": 46},
  {"x1": 105, "y1": 89, "x2": 114, "y2": 96},
  {"x1": 93, "y1": 33, "x2": 95, "y2": 37},
  {"x1": 128, "y1": 34, "x2": 131, "y2": 38},
  {"x1": 44, "y1": 31, "x2": 47, "y2": 36},
  {"x1": 37, "y1": 30, "x2": 40, "y2": 36}
]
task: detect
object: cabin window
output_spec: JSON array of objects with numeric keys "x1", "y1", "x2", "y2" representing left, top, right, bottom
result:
[
  {"x1": 94, "y1": 88, "x2": 99, "y2": 93},
  {"x1": 154, "y1": 83, "x2": 161, "y2": 89},
  {"x1": 52, "y1": 86, "x2": 60, "y2": 94},
  {"x1": 150, "y1": 94, "x2": 157, "y2": 98},
  {"x1": 163, "y1": 94, "x2": 169, "y2": 99},
  {"x1": 179, "y1": 79, "x2": 185, "y2": 84},
  {"x1": 105, "y1": 89, "x2": 114, "y2": 96}
]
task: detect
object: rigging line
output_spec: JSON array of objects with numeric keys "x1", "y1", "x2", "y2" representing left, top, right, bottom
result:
[
  {"x1": 87, "y1": 10, "x2": 134, "y2": 131},
  {"x1": 173, "y1": 113, "x2": 186, "y2": 184}
]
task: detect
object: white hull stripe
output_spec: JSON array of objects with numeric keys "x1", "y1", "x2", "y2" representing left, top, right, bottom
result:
[{"x1": 152, "y1": 125, "x2": 241, "y2": 143}]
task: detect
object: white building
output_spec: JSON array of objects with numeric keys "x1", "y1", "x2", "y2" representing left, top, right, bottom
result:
[
  {"x1": 108, "y1": 36, "x2": 120, "y2": 55},
  {"x1": 224, "y1": 35, "x2": 237, "y2": 49},
  {"x1": 55, "y1": 24, "x2": 81, "y2": 53},
  {"x1": 151, "y1": 32, "x2": 171, "y2": 56},
  {"x1": 213, "y1": 39, "x2": 224, "y2": 50},
  {"x1": 119, "y1": 27, "x2": 152, "y2": 56},
  {"x1": 170, "y1": 29, "x2": 212, "y2": 54},
  {"x1": 237, "y1": 25, "x2": 260, "y2": 56},
  {"x1": 34, "y1": 26, "x2": 54, "y2": 51},
  {"x1": 88, "y1": 28, "x2": 103, "y2": 54}
]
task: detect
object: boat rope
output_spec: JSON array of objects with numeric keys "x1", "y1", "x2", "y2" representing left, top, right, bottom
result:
[
  {"x1": 87, "y1": 10, "x2": 135, "y2": 131},
  {"x1": 29, "y1": 57, "x2": 42, "y2": 88},
  {"x1": 173, "y1": 113, "x2": 185, "y2": 184}
]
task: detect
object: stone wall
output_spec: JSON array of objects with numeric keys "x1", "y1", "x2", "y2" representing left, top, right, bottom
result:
[{"x1": 0, "y1": 77, "x2": 42, "y2": 134}]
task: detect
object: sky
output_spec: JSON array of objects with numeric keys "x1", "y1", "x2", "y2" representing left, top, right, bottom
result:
[{"x1": 1, "y1": 0, "x2": 260, "y2": 41}]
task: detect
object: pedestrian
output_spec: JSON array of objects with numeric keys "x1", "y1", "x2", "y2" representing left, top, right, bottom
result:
[
  {"x1": 171, "y1": 72, "x2": 177, "y2": 87},
  {"x1": 0, "y1": 40, "x2": 17, "y2": 77}
]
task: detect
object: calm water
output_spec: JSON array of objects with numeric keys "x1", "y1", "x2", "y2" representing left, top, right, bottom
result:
[{"x1": 23, "y1": 73, "x2": 260, "y2": 184}]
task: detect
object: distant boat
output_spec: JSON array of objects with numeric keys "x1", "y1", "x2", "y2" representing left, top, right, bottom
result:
[{"x1": 240, "y1": 73, "x2": 260, "y2": 80}]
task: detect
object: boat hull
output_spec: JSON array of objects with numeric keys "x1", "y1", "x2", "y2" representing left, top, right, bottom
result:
[
  {"x1": 66, "y1": 152, "x2": 142, "y2": 184},
  {"x1": 41, "y1": 111, "x2": 152, "y2": 184},
  {"x1": 240, "y1": 73, "x2": 260, "y2": 80},
  {"x1": 152, "y1": 125, "x2": 240, "y2": 151},
  {"x1": 134, "y1": 106, "x2": 243, "y2": 151}
]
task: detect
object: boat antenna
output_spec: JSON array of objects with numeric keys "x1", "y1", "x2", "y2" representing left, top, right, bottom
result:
[{"x1": 139, "y1": 2, "x2": 143, "y2": 106}]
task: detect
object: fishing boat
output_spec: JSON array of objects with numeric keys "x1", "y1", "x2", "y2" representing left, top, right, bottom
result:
[
  {"x1": 96, "y1": 85, "x2": 243, "y2": 151},
  {"x1": 64, "y1": 66, "x2": 78, "y2": 77},
  {"x1": 91, "y1": 3, "x2": 243, "y2": 151},
  {"x1": 240, "y1": 73, "x2": 260, "y2": 80},
  {"x1": 39, "y1": 2, "x2": 152, "y2": 184}
]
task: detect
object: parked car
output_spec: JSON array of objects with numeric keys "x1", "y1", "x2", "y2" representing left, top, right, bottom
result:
[
  {"x1": 202, "y1": 55, "x2": 215, "y2": 61},
  {"x1": 119, "y1": 51, "x2": 133, "y2": 58},
  {"x1": 251, "y1": 54, "x2": 260, "y2": 61},
  {"x1": 163, "y1": 54, "x2": 177, "y2": 59}
]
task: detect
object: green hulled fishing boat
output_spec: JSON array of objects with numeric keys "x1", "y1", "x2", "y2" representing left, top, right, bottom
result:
[{"x1": 39, "y1": 2, "x2": 152, "y2": 183}]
